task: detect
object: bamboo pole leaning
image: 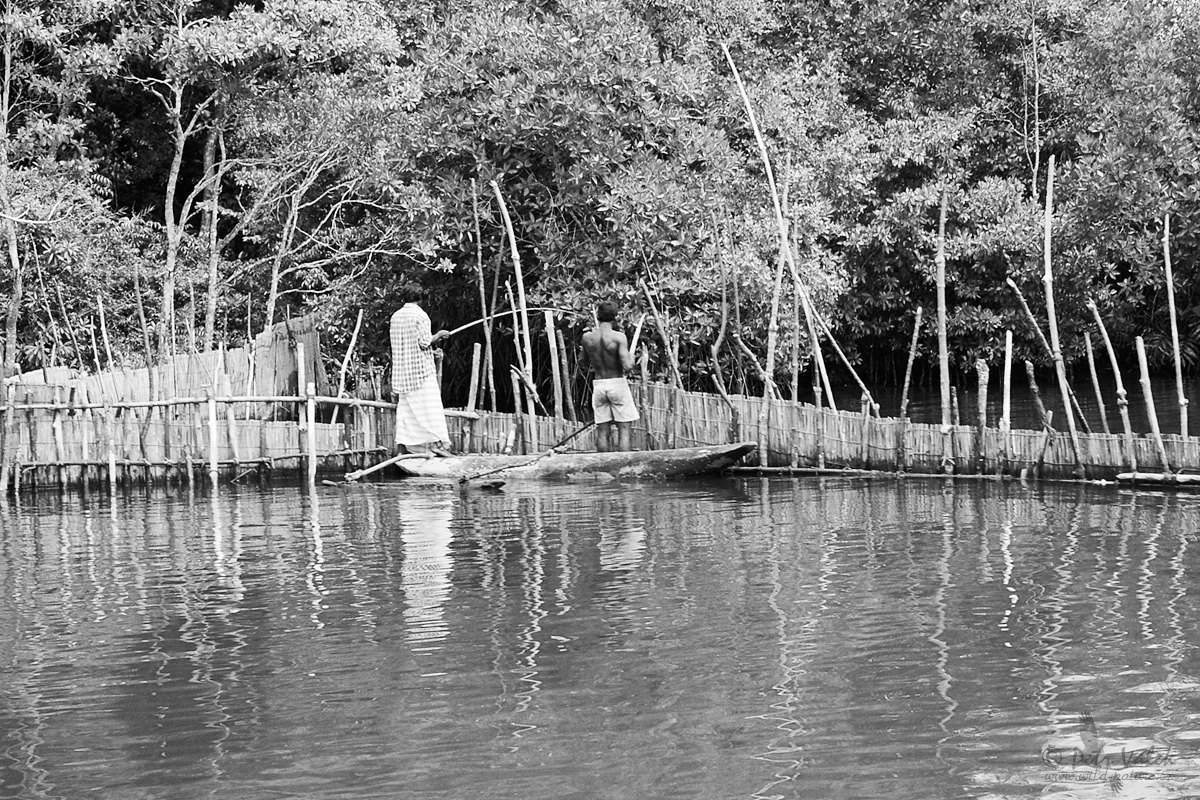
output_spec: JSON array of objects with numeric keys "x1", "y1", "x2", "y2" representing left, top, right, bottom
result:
[
  {"x1": 1001, "y1": 329, "x2": 1013, "y2": 474},
  {"x1": 1040, "y1": 155, "x2": 1085, "y2": 477},
  {"x1": 1136, "y1": 336, "x2": 1173, "y2": 477},
  {"x1": 1088, "y1": 300, "x2": 1136, "y2": 472}
]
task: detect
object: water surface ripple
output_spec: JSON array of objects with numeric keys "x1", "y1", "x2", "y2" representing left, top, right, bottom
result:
[{"x1": 4, "y1": 479, "x2": 1200, "y2": 798}]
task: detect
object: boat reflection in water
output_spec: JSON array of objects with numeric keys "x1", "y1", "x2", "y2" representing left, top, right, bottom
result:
[{"x1": 7, "y1": 478, "x2": 1200, "y2": 798}]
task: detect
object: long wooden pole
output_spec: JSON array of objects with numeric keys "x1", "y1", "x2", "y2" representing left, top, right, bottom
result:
[
  {"x1": 935, "y1": 189, "x2": 950, "y2": 428},
  {"x1": 1001, "y1": 329, "x2": 1013, "y2": 474},
  {"x1": 471, "y1": 178, "x2": 497, "y2": 412},
  {"x1": 545, "y1": 310, "x2": 563, "y2": 418},
  {"x1": 899, "y1": 307, "x2": 923, "y2": 421},
  {"x1": 1040, "y1": 155, "x2": 1084, "y2": 477},
  {"x1": 489, "y1": 180, "x2": 535, "y2": 409},
  {"x1": 1088, "y1": 300, "x2": 1135, "y2": 471},
  {"x1": 1136, "y1": 336, "x2": 1172, "y2": 476},
  {"x1": 306, "y1": 381, "x2": 317, "y2": 484},
  {"x1": 722, "y1": 42, "x2": 834, "y2": 411},
  {"x1": 1164, "y1": 213, "x2": 1188, "y2": 437}
]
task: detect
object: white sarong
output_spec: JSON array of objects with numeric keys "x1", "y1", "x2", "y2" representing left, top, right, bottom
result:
[{"x1": 394, "y1": 372, "x2": 450, "y2": 447}]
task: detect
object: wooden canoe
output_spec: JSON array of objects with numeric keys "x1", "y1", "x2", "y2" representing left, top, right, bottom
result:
[{"x1": 395, "y1": 442, "x2": 758, "y2": 481}]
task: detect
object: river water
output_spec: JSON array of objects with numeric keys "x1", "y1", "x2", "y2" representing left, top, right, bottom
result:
[{"x1": 4, "y1": 477, "x2": 1200, "y2": 799}]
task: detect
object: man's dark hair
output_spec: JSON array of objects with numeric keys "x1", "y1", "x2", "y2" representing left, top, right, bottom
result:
[
  {"x1": 597, "y1": 301, "x2": 618, "y2": 322},
  {"x1": 397, "y1": 282, "x2": 424, "y2": 306}
]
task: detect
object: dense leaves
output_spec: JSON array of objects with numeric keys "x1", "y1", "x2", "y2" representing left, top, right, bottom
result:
[{"x1": 2, "y1": 0, "x2": 1199, "y2": 400}]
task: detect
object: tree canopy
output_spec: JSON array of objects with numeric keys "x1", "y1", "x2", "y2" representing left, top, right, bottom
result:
[{"x1": 2, "y1": 0, "x2": 1198, "y2": 402}]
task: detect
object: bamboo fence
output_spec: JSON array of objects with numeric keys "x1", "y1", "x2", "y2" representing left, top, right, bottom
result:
[{"x1": 3, "y1": 371, "x2": 1196, "y2": 496}]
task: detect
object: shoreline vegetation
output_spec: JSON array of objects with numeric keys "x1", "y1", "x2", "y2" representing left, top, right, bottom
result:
[{"x1": 1, "y1": 0, "x2": 1199, "y2": 439}]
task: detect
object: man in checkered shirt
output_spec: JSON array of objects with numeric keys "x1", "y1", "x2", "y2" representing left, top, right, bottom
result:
[{"x1": 390, "y1": 284, "x2": 452, "y2": 455}]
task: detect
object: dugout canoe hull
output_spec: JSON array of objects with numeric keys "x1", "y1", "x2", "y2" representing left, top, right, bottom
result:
[{"x1": 395, "y1": 442, "x2": 757, "y2": 481}]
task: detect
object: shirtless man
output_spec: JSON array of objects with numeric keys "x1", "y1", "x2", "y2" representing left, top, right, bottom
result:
[{"x1": 581, "y1": 301, "x2": 638, "y2": 452}]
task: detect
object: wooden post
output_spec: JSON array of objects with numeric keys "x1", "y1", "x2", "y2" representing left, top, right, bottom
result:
[
  {"x1": 52, "y1": 386, "x2": 65, "y2": 488},
  {"x1": 510, "y1": 369, "x2": 525, "y2": 455},
  {"x1": 557, "y1": 329, "x2": 576, "y2": 423},
  {"x1": 1136, "y1": 336, "x2": 1172, "y2": 476},
  {"x1": 330, "y1": 308, "x2": 363, "y2": 426},
  {"x1": 296, "y1": 340, "x2": 307, "y2": 431},
  {"x1": 467, "y1": 342, "x2": 482, "y2": 412},
  {"x1": 306, "y1": 381, "x2": 318, "y2": 484},
  {"x1": 1088, "y1": 301, "x2": 1136, "y2": 472},
  {"x1": 1164, "y1": 213, "x2": 1188, "y2": 437},
  {"x1": 222, "y1": 370, "x2": 241, "y2": 468},
  {"x1": 975, "y1": 359, "x2": 988, "y2": 473},
  {"x1": 0, "y1": 384, "x2": 13, "y2": 497},
  {"x1": 1001, "y1": 330, "x2": 1013, "y2": 474},
  {"x1": 207, "y1": 387, "x2": 219, "y2": 487},
  {"x1": 106, "y1": 403, "x2": 117, "y2": 497},
  {"x1": 1040, "y1": 155, "x2": 1084, "y2": 477},
  {"x1": 1083, "y1": 331, "x2": 1110, "y2": 434},
  {"x1": 545, "y1": 310, "x2": 563, "y2": 418}
]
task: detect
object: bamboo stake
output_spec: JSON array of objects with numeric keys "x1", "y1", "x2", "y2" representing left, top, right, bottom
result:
[
  {"x1": 1040, "y1": 155, "x2": 1084, "y2": 477},
  {"x1": 329, "y1": 308, "x2": 363, "y2": 426},
  {"x1": 1083, "y1": 331, "x2": 1110, "y2": 434},
  {"x1": 1001, "y1": 329, "x2": 1013, "y2": 474},
  {"x1": 52, "y1": 386, "x2": 65, "y2": 488},
  {"x1": 975, "y1": 359, "x2": 988, "y2": 473},
  {"x1": 1137, "y1": 336, "x2": 1173, "y2": 476},
  {"x1": 935, "y1": 189, "x2": 951, "y2": 427},
  {"x1": 790, "y1": 279, "x2": 801, "y2": 401},
  {"x1": 106, "y1": 402, "x2": 117, "y2": 496},
  {"x1": 489, "y1": 180, "x2": 535, "y2": 412},
  {"x1": 545, "y1": 310, "x2": 563, "y2": 418},
  {"x1": 471, "y1": 178, "x2": 497, "y2": 412},
  {"x1": 510, "y1": 369, "x2": 525, "y2": 455},
  {"x1": 306, "y1": 381, "x2": 318, "y2": 484},
  {"x1": 899, "y1": 307, "x2": 923, "y2": 421},
  {"x1": 221, "y1": 369, "x2": 241, "y2": 467},
  {"x1": 207, "y1": 386, "x2": 219, "y2": 487},
  {"x1": 0, "y1": 384, "x2": 13, "y2": 497},
  {"x1": 1164, "y1": 213, "x2": 1188, "y2": 437},
  {"x1": 467, "y1": 342, "x2": 482, "y2": 413},
  {"x1": 1088, "y1": 300, "x2": 1136, "y2": 472},
  {"x1": 296, "y1": 340, "x2": 307, "y2": 432}
]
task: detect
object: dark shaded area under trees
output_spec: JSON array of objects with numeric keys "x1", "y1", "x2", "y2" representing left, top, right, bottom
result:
[{"x1": 2, "y1": 0, "x2": 1198, "y2": 411}]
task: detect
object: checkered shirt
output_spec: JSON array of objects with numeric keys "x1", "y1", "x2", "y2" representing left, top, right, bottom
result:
[{"x1": 390, "y1": 303, "x2": 434, "y2": 395}]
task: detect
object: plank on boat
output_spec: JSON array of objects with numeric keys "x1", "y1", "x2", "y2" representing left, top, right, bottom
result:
[{"x1": 395, "y1": 442, "x2": 757, "y2": 480}]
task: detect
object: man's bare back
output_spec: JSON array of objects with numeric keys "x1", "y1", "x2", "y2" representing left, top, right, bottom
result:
[{"x1": 582, "y1": 323, "x2": 633, "y2": 378}]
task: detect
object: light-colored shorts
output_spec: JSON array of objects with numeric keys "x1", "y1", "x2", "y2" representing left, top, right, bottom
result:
[{"x1": 592, "y1": 377, "x2": 640, "y2": 424}]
